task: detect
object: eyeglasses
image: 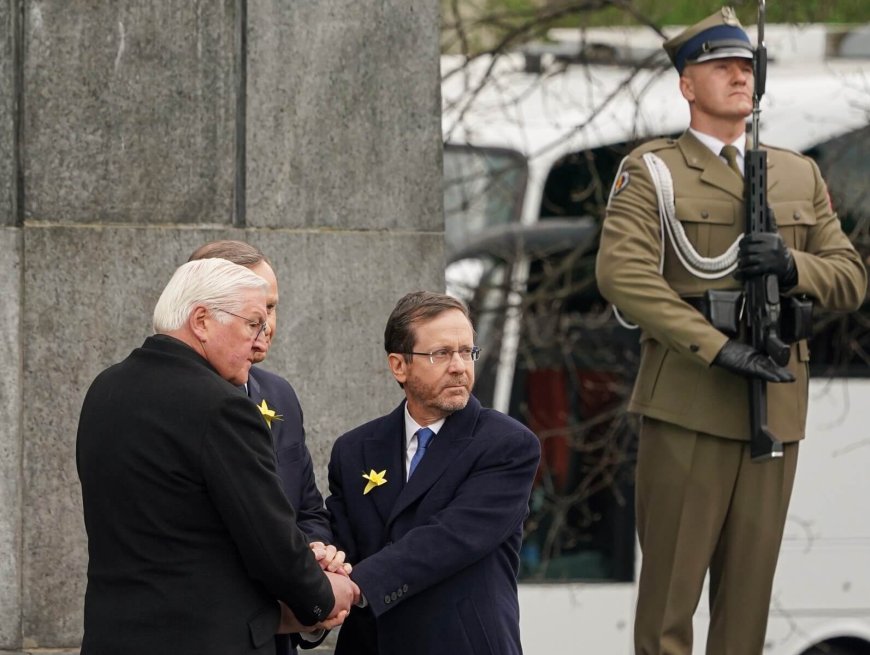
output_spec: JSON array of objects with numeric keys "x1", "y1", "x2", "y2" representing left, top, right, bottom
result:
[
  {"x1": 407, "y1": 347, "x2": 480, "y2": 365},
  {"x1": 213, "y1": 308, "x2": 268, "y2": 341}
]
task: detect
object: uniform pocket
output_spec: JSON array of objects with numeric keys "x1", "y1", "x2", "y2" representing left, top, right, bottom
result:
[
  {"x1": 675, "y1": 198, "x2": 740, "y2": 258},
  {"x1": 772, "y1": 200, "x2": 816, "y2": 250}
]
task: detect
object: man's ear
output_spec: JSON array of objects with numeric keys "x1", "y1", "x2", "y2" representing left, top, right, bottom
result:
[
  {"x1": 387, "y1": 353, "x2": 409, "y2": 385},
  {"x1": 679, "y1": 72, "x2": 695, "y2": 103},
  {"x1": 189, "y1": 305, "x2": 211, "y2": 342}
]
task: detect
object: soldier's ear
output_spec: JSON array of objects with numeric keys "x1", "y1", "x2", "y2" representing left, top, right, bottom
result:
[{"x1": 679, "y1": 72, "x2": 695, "y2": 103}]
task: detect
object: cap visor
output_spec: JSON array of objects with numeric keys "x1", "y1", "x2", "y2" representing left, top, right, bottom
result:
[{"x1": 693, "y1": 48, "x2": 754, "y2": 63}]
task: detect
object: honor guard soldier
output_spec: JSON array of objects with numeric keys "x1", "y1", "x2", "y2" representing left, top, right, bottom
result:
[{"x1": 596, "y1": 6, "x2": 866, "y2": 655}]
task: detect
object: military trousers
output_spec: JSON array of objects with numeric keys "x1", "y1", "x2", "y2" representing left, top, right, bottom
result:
[{"x1": 634, "y1": 417, "x2": 799, "y2": 655}]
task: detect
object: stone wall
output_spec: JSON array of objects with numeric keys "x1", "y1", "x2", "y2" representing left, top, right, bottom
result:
[{"x1": 0, "y1": 0, "x2": 442, "y2": 650}]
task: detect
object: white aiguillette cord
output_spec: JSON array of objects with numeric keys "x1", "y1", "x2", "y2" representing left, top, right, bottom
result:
[{"x1": 612, "y1": 154, "x2": 741, "y2": 331}]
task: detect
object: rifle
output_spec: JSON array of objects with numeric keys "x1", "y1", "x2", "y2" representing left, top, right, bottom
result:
[{"x1": 744, "y1": 0, "x2": 789, "y2": 461}]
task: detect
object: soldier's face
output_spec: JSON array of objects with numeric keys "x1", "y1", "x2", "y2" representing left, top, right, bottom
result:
[{"x1": 680, "y1": 58, "x2": 754, "y2": 123}]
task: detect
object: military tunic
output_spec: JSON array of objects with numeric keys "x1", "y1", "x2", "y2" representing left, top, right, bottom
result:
[
  {"x1": 597, "y1": 130, "x2": 865, "y2": 442},
  {"x1": 595, "y1": 129, "x2": 866, "y2": 655}
]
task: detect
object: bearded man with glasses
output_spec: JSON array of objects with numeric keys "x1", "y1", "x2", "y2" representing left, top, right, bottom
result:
[{"x1": 325, "y1": 290, "x2": 541, "y2": 655}]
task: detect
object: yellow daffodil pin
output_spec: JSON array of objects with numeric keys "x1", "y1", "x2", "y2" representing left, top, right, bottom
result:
[
  {"x1": 257, "y1": 399, "x2": 283, "y2": 428},
  {"x1": 362, "y1": 469, "x2": 387, "y2": 495}
]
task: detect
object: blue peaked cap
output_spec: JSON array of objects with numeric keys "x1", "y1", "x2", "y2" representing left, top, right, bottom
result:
[{"x1": 674, "y1": 24, "x2": 753, "y2": 73}]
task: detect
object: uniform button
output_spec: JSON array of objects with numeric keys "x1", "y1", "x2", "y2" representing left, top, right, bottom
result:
[
  {"x1": 690, "y1": 344, "x2": 699, "y2": 353},
  {"x1": 402, "y1": 584, "x2": 408, "y2": 592},
  {"x1": 701, "y1": 211, "x2": 709, "y2": 219},
  {"x1": 384, "y1": 595, "x2": 391, "y2": 604},
  {"x1": 793, "y1": 211, "x2": 801, "y2": 221}
]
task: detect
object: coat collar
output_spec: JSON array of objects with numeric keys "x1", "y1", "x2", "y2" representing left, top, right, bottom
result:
[
  {"x1": 385, "y1": 396, "x2": 481, "y2": 526},
  {"x1": 676, "y1": 130, "x2": 779, "y2": 199},
  {"x1": 247, "y1": 368, "x2": 263, "y2": 402},
  {"x1": 362, "y1": 402, "x2": 407, "y2": 524}
]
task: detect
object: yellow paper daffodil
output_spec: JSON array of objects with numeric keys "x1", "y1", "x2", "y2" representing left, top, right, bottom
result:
[
  {"x1": 257, "y1": 399, "x2": 283, "y2": 428},
  {"x1": 362, "y1": 469, "x2": 387, "y2": 495}
]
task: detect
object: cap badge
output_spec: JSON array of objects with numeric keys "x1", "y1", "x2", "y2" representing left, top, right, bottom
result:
[{"x1": 721, "y1": 7, "x2": 739, "y2": 26}]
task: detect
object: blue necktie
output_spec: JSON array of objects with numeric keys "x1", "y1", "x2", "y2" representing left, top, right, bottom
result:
[{"x1": 408, "y1": 427, "x2": 434, "y2": 478}]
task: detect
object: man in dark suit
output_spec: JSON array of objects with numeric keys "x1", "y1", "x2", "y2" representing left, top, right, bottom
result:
[
  {"x1": 326, "y1": 291, "x2": 541, "y2": 655},
  {"x1": 189, "y1": 240, "x2": 338, "y2": 653},
  {"x1": 76, "y1": 258, "x2": 358, "y2": 655},
  {"x1": 188, "y1": 241, "x2": 333, "y2": 544}
]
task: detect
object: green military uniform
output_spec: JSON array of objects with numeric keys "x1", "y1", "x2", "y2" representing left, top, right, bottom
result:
[{"x1": 595, "y1": 9, "x2": 867, "y2": 655}]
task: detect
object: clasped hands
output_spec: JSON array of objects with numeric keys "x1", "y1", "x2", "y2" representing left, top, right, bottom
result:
[{"x1": 278, "y1": 541, "x2": 360, "y2": 634}]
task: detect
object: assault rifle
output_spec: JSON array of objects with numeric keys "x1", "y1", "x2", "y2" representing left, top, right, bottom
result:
[{"x1": 744, "y1": 0, "x2": 789, "y2": 461}]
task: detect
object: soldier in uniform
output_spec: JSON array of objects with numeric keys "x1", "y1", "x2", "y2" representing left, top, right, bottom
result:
[{"x1": 595, "y1": 7, "x2": 866, "y2": 655}]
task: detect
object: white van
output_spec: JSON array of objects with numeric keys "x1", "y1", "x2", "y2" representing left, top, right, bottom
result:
[{"x1": 442, "y1": 23, "x2": 870, "y2": 655}]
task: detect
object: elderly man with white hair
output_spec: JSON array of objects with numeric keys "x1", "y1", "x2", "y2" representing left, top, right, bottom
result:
[{"x1": 76, "y1": 258, "x2": 358, "y2": 655}]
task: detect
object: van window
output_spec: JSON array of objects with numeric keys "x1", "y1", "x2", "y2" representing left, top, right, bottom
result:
[
  {"x1": 446, "y1": 130, "x2": 869, "y2": 584},
  {"x1": 443, "y1": 145, "x2": 527, "y2": 256}
]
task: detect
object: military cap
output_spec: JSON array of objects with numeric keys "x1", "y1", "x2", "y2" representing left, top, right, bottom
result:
[{"x1": 663, "y1": 7, "x2": 753, "y2": 74}]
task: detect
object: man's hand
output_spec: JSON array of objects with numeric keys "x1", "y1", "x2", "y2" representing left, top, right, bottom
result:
[
  {"x1": 310, "y1": 541, "x2": 352, "y2": 575},
  {"x1": 325, "y1": 570, "x2": 360, "y2": 617},
  {"x1": 713, "y1": 340, "x2": 795, "y2": 383},
  {"x1": 277, "y1": 601, "x2": 348, "y2": 634},
  {"x1": 736, "y1": 233, "x2": 797, "y2": 288}
]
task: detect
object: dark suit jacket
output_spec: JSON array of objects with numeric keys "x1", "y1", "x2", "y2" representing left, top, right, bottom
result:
[
  {"x1": 248, "y1": 367, "x2": 331, "y2": 543},
  {"x1": 248, "y1": 366, "x2": 332, "y2": 654},
  {"x1": 326, "y1": 396, "x2": 541, "y2": 655},
  {"x1": 76, "y1": 335, "x2": 334, "y2": 655}
]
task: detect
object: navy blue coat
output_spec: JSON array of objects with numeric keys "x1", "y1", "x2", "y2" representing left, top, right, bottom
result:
[
  {"x1": 326, "y1": 396, "x2": 540, "y2": 655},
  {"x1": 248, "y1": 367, "x2": 331, "y2": 543},
  {"x1": 247, "y1": 366, "x2": 332, "y2": 654}
]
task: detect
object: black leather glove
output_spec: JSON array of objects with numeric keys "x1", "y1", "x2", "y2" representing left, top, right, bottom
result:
[
  {"x1": 712, "y1": 340, "x2": 795, "y2": 383},
  {"x1": 735, "y1": 233, "x2": 797, "y2": 289}
]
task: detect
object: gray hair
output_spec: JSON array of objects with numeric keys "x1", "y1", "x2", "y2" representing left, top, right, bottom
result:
[
  {"x1": 152, "y1": 259, "x2": 268, "y2": 333},
  {"x1": 187, "y1": 240, "x2": 271, "y2": 268}
]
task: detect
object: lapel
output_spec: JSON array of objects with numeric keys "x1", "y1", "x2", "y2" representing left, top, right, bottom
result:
[
  {"x1": 362, "y1": 403, "x2": 406, "y2": 524},
  {"x1": 247, "y1": 371, "x2": 263, "y2": 404},
  {"x1": 245, "y1": 369, "x2": 278, "y2": 446},
  {"x1": 678, "y1": 131, "x2": 744, "y2": 201},
  {"x1": 760, "y1": 143, "x2": 779, "y2": 194},
  {"x1": 386, "y1": 397, "x2": 481, "y2": 527}
]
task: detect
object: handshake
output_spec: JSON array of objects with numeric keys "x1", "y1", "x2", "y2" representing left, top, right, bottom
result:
[{"x1": 278, "y1": 541, "x2": 361, "y2": 635}]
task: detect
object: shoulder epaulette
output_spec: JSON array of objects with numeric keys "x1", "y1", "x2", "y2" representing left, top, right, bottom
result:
[{"x1": 631, "y1": 137, "x2": 678, "y2": 157}]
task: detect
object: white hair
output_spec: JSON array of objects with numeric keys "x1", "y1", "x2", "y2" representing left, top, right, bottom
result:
[{"x1": 152, "y1": 258, "x2": 268, "y2": 333}]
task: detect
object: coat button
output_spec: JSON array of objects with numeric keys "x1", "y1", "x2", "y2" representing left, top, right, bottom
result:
[
  {"x1": 397, "y1": 589, "x2": 403, "y2": 597},
  {"x1": 793, "y1": 211, "x2": 801, "y2": 221},
  {"x1": 391, "y1": 591, "x2": 398, "y2": 601},
  {"x1": 384, "y1": 595, "x2": 391, "y2": 604},
  {"x1": 402, "y1": 584, "x2": 408, "y2": 592},
  {"x1": 701, "y1": 211, "x2": 709, "y2": 219}
]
